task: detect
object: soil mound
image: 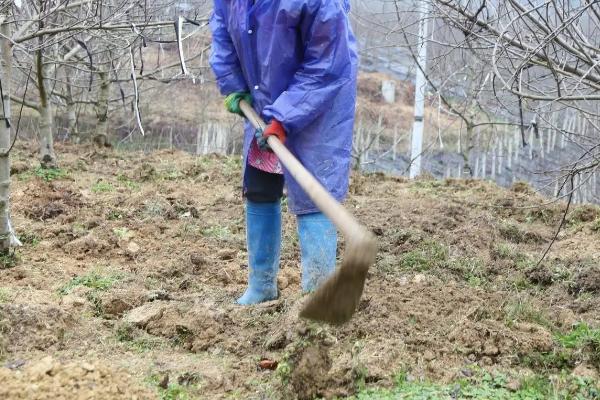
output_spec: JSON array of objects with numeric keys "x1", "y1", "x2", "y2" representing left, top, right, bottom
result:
[{"x1": 0, "y1": 356, "x2": 155, "y2": 400}]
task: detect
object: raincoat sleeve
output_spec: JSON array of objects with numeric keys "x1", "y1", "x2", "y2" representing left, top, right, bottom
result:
[
  {"x1": 262, "y1": 0, "x2": 354, "y2": 133},
  {"x1": 209, "y1": 2, "x2": 248, "y2": 95}
]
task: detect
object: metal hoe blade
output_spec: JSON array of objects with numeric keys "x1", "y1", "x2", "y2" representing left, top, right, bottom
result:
[{"x1": 300, "y1": 233, "x2": 377, "y2": 325}]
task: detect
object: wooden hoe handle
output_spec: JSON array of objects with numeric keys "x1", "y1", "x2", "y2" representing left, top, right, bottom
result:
[{"x1": 239, "y1": 100, "x2": 370, "y2": 243}]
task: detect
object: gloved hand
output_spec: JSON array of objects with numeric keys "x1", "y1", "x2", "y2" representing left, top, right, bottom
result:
[
  {"x1": 255, "y1": 119, "x2": 286, "y2": 151},
  {"x1": 224, "y1": 92, "x2": 252, "y2": 116}
]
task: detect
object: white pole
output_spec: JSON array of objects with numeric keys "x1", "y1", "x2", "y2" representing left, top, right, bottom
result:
[{"x1": 409, "y1": 1, "x2": 430, "y2": 179}]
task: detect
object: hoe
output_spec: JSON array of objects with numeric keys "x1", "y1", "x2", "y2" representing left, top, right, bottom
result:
[{"x1": 240, "y1": 100, "x2": 377, "y2": 325}]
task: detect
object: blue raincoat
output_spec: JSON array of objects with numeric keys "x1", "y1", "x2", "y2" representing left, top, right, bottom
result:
[{"x1": 209, "y1": 0, "x2": 358, "y2": 215}]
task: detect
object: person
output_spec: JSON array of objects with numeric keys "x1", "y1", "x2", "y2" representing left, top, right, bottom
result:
[{"x1": 209, "y1": 0, "x2": 358, "y2": 305}]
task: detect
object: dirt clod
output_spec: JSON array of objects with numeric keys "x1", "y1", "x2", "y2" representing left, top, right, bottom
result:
[
  {"x1": 0, "y1": 304, "x2": 72, "y2": 352},
  {"x1": 572, "y1": 266, "x2": 600, "y2": 294},
  {"x1": 123, "y1": 301, "x2": 168, "y2": 327},
  {"x1": 290, "y1": 345, "x2": 332, "y2": 400}
]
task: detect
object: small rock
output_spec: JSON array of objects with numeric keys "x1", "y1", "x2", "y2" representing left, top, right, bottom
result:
[
  {"x1": 123, "y1": 301, "x2": 168, "y2": 328},
  {"x1": 127, "y1": 241, "x2": 141, "y2": 255},
  {"x1": 258, "y1": 359, "x2": 278, "y2": 370},
  {"x1": 413, "y1": 274, "x2": 426, "y2": 284},
  {"x1": 81, "y1": 362, "x2": 95, "y2": 372},
  {"x1": 145, "y1": 290, "x2": 172, "y2": 302}
]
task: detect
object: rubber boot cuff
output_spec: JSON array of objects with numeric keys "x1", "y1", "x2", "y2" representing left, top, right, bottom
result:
[
  {"x1": 237, "y1": 200, "x2": 281, "y2": 305},
  {"x1": 298, "y1": 212, "x2": 337, "y2": 292}
]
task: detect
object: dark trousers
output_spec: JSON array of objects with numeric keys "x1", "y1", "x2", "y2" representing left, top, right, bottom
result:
[{"x1": 244, "y1": 165, "x2": 284, "y2": 203}]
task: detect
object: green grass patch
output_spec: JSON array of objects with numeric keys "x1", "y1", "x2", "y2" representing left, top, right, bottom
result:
[
  {"x1": 58, "y1": 270, "x2": 122, "y2": 318},
  {"x1": 503, "y1": 296, "x2": 552, "y2": 328},
  {"x1": 498, "y1": 222, "x2": 526, "y2": 243},
  {"x1": 448, "y1": 257, "x2": 487, "y2": 287},
  {"x1": 352, "y1": 370, "x2": 599, "y2": 399},
  {"x1": 569, "y1": 205, "x2": 599, "y2": 226},
  {"x1": 117, "y1": 174, "x2": 141, "y2": 190},
  {"x1": 492, "y1": 243, "x2": 516, "y2": 260},
  {"x1": 113, "y1": 227, "x2": 132, "y2": 240},
  {"x1": 525, "y1": 208, "x2": 557, "y2": 225},
  {"x1": 0, "y1": 251, "x2": 19, "y2": 269},
  {"x1": 160, "y1": 166, "x2": 184, "y2": 181},
  {"x1": 107, "y1": 209, "x2": 125, "y2": 220},
  {"x1": 18, "y1": 231, "x2": 40, "y2": 246},
  {"x1": 91, "y1": 181, "x2": 115, "y2": 193},
  {"x1": 147, "y1": 374, "x2": 195, "y2": 400},
  {"x1": 58, "y1": 271, "x2": 122, "y2": 295},
  {"x1": 201, "y1": 225, "x2": 231, "y2": 240},
  {"x1": 557, "y1": 323, "x2": 600, "y2": 367},
  {"x1": 399, "y1": 240, "x2": 448, "y2": 272},
  {"x1": 34, "y1": 166, "x2": 68, "y2": 182},
  {"x1": 522, "y1": 323, "x2": 600, "y2": 371}
]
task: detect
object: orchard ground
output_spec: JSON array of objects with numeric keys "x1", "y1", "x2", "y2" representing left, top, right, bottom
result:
[{"x1": 1, "y1": 143, "x2": 600, "y2": 399}]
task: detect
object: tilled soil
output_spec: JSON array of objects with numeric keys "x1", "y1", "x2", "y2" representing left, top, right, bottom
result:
[{"x1": 1, "y1": 143, "x2": 599, "y2": 399}]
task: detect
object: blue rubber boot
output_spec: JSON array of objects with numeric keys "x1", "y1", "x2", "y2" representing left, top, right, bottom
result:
[
  {"x1": 297, "y1": 212, "x2": 338, "y2": 292},
  {"x1": 237, "y1": 200, "x2": 281, "y2": 305}
]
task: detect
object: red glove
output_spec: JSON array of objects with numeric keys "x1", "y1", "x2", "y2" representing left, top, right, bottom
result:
[{"x1": 256, "y1": 119, "x2": 286, "y2": 150}]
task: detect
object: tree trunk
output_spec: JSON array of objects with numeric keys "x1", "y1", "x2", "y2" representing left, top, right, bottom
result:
[
  {"x1": 0, "y1": 14, "x2": 22, "y2": 251},
  {"x1": 94, "y1": 69, "x2": 110, "y2": 147},
  {"x1": 36, "y1": 45, "x2": 57, "y2": 168},
  {"x1": 65, "y1": 75, "x2": 78, "y2": 142}
]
